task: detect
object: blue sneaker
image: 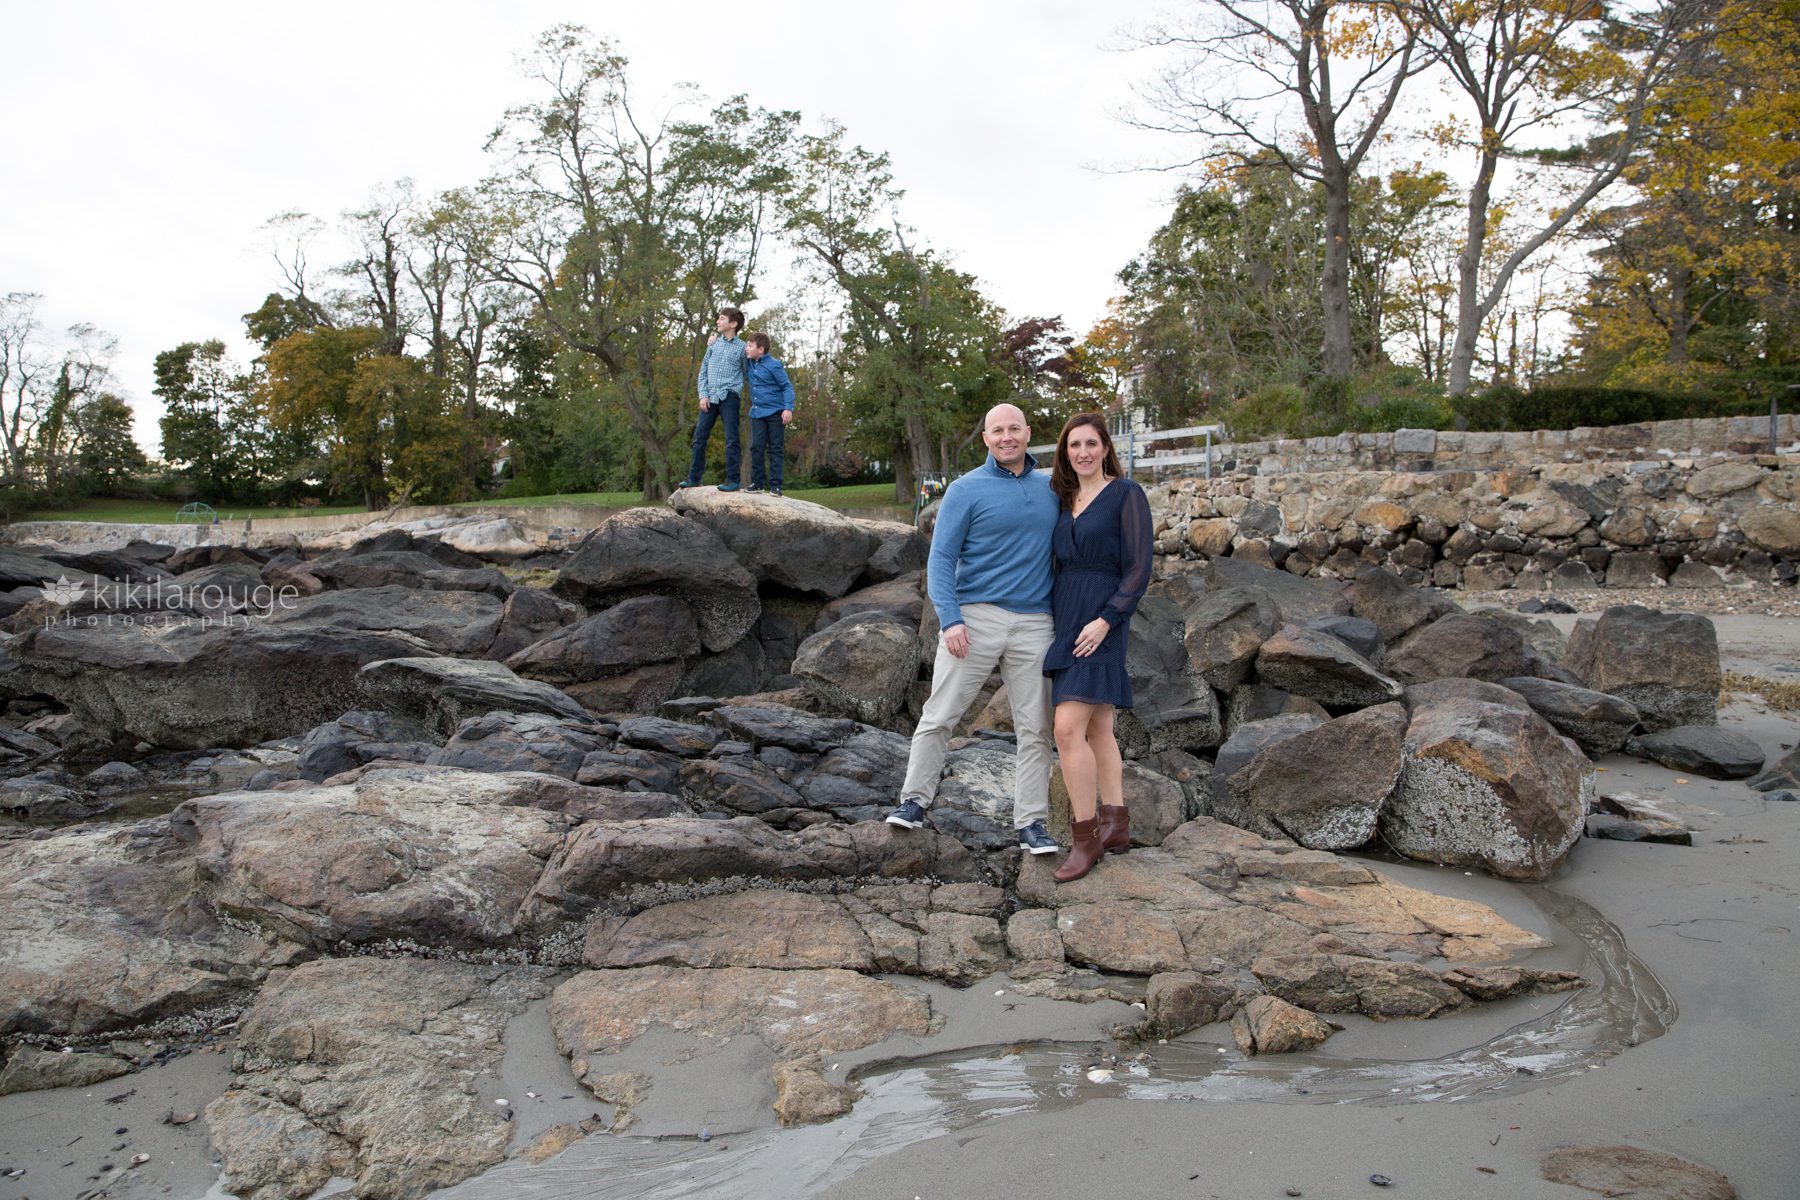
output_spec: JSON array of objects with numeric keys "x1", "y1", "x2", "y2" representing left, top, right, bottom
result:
[
  {"x1": 1016, "y1": 821, "x2": 1058, "y2": 855},
  {"x1": 676, "y1": 479, "x2": 701, "y2": 489},
  {"x1": 886, "y1": 799, "x2": 928, "y2": 829},
  {"x1": 719, "y1": 481, "x2": 741, "y2": 492}
]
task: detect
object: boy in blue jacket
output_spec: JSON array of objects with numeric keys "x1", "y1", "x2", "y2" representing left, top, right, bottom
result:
[{"x1": 742, "y1": 332, "x2": 795, "y2": 495}]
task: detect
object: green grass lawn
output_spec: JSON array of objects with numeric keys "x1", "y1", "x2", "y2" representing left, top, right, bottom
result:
[{"x1": 19, "y1": 483, "x2": 908, "y2": 525}]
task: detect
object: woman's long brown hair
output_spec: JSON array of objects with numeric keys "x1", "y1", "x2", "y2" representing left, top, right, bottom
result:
[{"x1": 1050, "y1": 412, "x2": 1124, "y2": 511}]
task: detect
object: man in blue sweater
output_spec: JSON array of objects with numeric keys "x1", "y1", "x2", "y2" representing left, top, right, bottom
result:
[
  {"x1": 887, "y1": 402, "x2": 1062, "y2": 854},
  {"x1": 679, "y1": 307, "x2": 747, "y2": 491},
  {"x1": 741, "y1": 332, "x2": 794, "y2": 495}
]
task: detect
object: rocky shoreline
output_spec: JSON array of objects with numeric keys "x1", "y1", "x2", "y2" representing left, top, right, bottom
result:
[{"x1": 0, "y1": 489, "x2": 1791, "y2": 1199}]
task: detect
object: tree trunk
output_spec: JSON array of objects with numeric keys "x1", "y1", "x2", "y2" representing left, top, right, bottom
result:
[
  {"x1": 1446, "y1": 153, "x2": 1499, "y2": 397},
  {"x1": 1319, "y1": 175, "x2": 1356, "y2": 380},
  {"x1": 1668, "y1": 267, "x2": 1691, "y2": 365}
]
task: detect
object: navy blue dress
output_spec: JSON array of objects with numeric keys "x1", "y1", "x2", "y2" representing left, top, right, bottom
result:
[{"x1": 1042, "y1": 477, "x2": 1155, "y2": 707}]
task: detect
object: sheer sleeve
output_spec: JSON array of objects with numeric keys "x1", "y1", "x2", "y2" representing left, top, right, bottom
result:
[{"x1": 1101, "y1": 481, "x2": 1154, "y2": 627}]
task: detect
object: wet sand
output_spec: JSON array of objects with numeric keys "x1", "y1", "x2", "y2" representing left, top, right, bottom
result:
[{"x1": 1, "y1": 614, "x2": 1795, "y2": 1200}]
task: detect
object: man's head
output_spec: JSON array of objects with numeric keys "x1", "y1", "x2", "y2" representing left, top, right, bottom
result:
[
  {"x1": 716, "y1": 307, "x2": 745, "y2": 336},
  {"x1": 982, "y1": 403, "x2": 1030, "y2": 473},
  {"x1": 746, "y1": 332, "x2": 772, "y2": 359}
]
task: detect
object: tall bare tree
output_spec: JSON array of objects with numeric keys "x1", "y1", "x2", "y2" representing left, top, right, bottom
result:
[
  {"x1": 1132, "y1": 0, "x2": 1425, "y2": 380},
  {"x1": 1406, "y1": 0, "x2": 1707, "y2": 394}
]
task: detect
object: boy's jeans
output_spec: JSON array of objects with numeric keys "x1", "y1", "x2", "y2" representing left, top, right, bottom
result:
[
  {"x1": 685, "y1": 390, "x2": 741, "y2": 485},
  {"x1": 748, "y1": 414, "x2": 785, "y2": 489}
]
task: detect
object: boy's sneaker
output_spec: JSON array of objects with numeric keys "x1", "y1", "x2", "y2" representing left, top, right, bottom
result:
[
  {"x1": 718, "y1": 481, "x2": 741, "y2": 492},
  {"x1": 1016, "y1": 821, "x2": 1058, "y2": 855},
  {"x1": 771, "y1": 486, "x2": 783, "y2": 496},
  {"x1": 676, "y1": 479, "x2": 700, "y2": 489},
  {"x1": 744, "y1": 484, "x2": 763, "y2": 493},
  {"x1": 885, "y1": 799, "x2": 927, "y2": 829}
]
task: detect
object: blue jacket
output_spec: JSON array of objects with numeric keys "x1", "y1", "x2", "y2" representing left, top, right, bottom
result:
[
  {"x1": 745, "y1": 355, "x2": 796, "y2": 418},
  {"x1": 926, "y1": 454, "x2": 1058, "y2": 630},
  {"x1": 697, "y1": 335, "x2": 745, "y2": 404}
]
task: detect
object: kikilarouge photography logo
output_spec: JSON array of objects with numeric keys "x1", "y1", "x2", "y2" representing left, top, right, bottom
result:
[{"x1": 39, "y1": 574, "x2": 303, "y2": 630}]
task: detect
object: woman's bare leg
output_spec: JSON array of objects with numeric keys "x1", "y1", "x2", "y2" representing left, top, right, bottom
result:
[
  {"x1": 1054, "y1": 700, "x2": 1100, "y2": 823},
  {"x1": 1089, "y1": 705, "x2": 1125, "y2": 809}
]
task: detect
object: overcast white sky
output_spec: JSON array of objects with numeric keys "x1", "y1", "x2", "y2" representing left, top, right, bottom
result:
[{"x1": 1, "y1": 0, "x2": 1186, "y2": 452}]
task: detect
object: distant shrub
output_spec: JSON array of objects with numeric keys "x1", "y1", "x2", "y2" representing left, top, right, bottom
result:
[
  {"x1": 1350, "y1": 393, "x2": 1456, "y2": 433},
  {"x1": 1223, "y1": 384, "x2": 1308, "y2": 439},
  {"x1": 1454, "y1": 383, "x2": 1768, "y2": 432}
]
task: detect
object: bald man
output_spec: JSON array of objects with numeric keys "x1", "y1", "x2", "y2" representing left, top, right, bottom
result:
[{"x1": 887, "y1": 403, "x2": 1063, "y2": 854}]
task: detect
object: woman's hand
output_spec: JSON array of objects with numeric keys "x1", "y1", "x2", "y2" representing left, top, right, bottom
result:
[{"x1": 1073, "y1": 617, "x2": 1111, "y2": 658}]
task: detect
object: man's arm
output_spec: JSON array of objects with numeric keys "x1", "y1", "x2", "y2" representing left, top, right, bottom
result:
[{"x1": 926, "y1": 484, "x2": 972, "y2": 657}]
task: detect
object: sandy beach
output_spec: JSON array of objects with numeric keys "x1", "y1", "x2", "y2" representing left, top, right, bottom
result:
[{"x1": 1, "y1": 606, "x2": 1795, "y2": 1200}]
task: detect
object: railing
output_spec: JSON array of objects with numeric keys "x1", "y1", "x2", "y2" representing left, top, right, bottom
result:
[{"x1": 1028, "y1": 423, "x2": 1222, "y2": 479}]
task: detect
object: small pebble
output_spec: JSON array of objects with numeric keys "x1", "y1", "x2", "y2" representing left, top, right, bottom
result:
[
  {"x1": 115, "y1": 1127, "x2": 128, "y2": 1135},
  {"x1": 131, "y1": 1153, "x2": 150, "y2": 1166},
  {"x1": 494, "y1": 1098, "x2": 509, "y2": 1107},
  {"x1": 1287, "y1": 1190, "x2": 1302, "y2": 1197},
  {"x1": 1085, "y1": 1068, "x2": 1114, "y2": 1083},
  {"x1": 699, "y1": 1127, "x2": 712, "y2": 1142},
  {"x1": 1370, "y1": 1174, "x2": 1393, "y2": 1187}
]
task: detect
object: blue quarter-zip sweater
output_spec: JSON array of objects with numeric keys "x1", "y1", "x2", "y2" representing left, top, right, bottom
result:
[{"x1": 926, "y1": 454, "x2": 1059, "y2": 630}]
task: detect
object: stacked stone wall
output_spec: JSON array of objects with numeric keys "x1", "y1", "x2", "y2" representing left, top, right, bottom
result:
[
  {"x1": 1181, "y1": 414, "x2": 1798, "y2": 477},
  {"x1": 1147, "y1": 453, "x2": 1800, "y2": 591}
]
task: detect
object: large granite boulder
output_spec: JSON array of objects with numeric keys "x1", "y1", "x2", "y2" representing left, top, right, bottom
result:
[
  {"x1": 518, "y1": 817, "x2": 982, "y2": 929},
  {"x1": 306, "y1": 549, "x2": 514, "y2": 598},
  {"x1": 812, "y1": 574, "x2": 924, "y2": 633},
  {"x1": 1118, "y1": 595, "x2": 1223, "y2": 754},
  {"x1": 207, "y1": 958, "x2": 549, "y2": 1200},
  {"x1": 426, "y1": 711, "x2": 610, "y2": 778},
  {"x1": 1383, "y1": 695, "x2": 1593, "y2": 880},
  {"x1": 1203, "y1": 557, "x2": 1352, "y2": 622},
  {"x1": 1500, "y1": 676, "x2": 1641, "y2": 756},
  {"x1": 504, "y1": 595, "x2": 697, "y2": 684},
  {"x1": 1564, "y1": 606, "x2": 1721, "y2": 731},
  {"x1": 1212, "y1": 703, "x2": 1407, "y2": 849},
  {"x1": 552, "y1": 508, "x2": 759, "y2": 652},
  {"x1": 1625, "y1": 725, "x2": 1766, "y2": 780},
  {"x1": 1182, "y1": 588, "x2": 1278, "y2": 692},
  {"x1": 0, "y1": 820, "x2": 298, "y2": 1038},
  {"x1": 486, "y1": 587, "x2": 584, "y2": 662},
  {"x1": 1348, "y1": 566, "x2": 1459, "y2": 643},
  {"x1": 1385, "y1": 612, "x2": 1539, "y2": 683},
  {"x1": 668, "y1": 489, "x2": 882, "y2": 598},
  {"x1": 792, "y1": 612, "x2": 919, "y2": 724},
  {"x1": 1254, "y1": 623, "x2": 1403, "y2": 709},
  {"x1": 11, "y1": 593, "x2": 486, "y2": 749},
  {"x1": 360, "y1": 656, "x2": 591, "y2": 733},
  {"x1": 174, "y1": 769, "x2": 580, "y2": 952}
]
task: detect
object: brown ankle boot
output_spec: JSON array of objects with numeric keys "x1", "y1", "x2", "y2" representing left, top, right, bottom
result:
[
  {"x1": 1098, "y1": 803, "x2": 1131, "y2": 855},
  {"x1": 1054, "y1": 816, "x2": 1103, "y2": 883}
]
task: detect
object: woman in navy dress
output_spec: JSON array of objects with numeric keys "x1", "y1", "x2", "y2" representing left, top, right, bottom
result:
[{"x1": 1042, "y1": 413, "x2": 1154, "y2": 882}]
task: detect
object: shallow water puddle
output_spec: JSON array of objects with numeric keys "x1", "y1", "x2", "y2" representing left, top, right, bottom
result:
[{"x1": 435, "y1": 888, "x2": 1673, "y2": 1200}]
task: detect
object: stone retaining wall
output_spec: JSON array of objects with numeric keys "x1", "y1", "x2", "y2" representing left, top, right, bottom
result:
[
  {"x1": 1169, "y1": 414, "x2": 1798, "y2": 478},
  {"x1": 1147, "y1": 453, "x2": 1800, "y2": 591}
]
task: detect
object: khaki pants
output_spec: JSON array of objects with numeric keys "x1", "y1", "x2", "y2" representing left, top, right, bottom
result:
[{"x1": 899, "y1": 603, "x2": 1054, "y2": 828}]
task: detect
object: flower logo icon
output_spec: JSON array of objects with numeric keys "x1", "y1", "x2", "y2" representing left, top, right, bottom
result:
[{"x1": 42, "y1": 575, "x2": 85, "y2": 606}]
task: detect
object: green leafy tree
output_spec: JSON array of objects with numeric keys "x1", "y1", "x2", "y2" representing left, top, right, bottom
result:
[
  {"x1": 260, "y1": 327, "x2": 471, "y2": 508},
  {"x1": 781, "y1": 124, "x2": 1009, "y2": 498},
  {"x1": 70, "y1": 393, "x2": 147, "y2": 492},
  {"x1": 155, "y1": 340, "x2": 264, "y2": 500},
  {"x1": 480, "y1": 25, "x2": 796, "y2": 498},
  {"x1": 1568, "y1": 0, "x2": 1800, "y2": 392}
]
